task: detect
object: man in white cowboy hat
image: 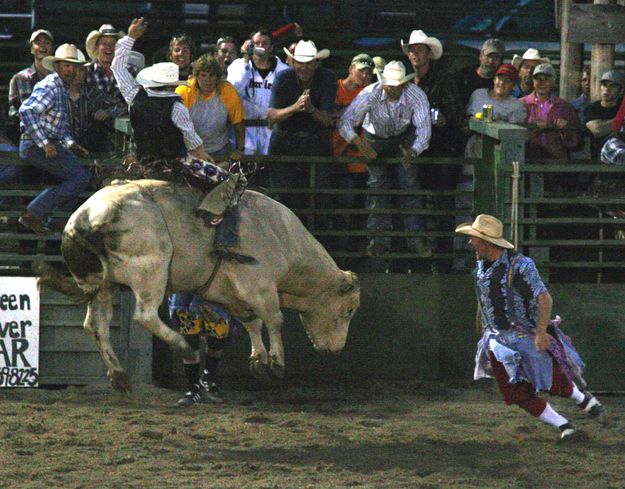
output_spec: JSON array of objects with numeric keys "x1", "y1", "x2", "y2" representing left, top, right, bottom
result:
[
  {"x1": 266, "y1": 39, "x2": 336, "y2": 209},
  {"x1": 338, "y1": 60, "x2": 432, "y2": 260},
  {"x1": 402, "y1": 29, "x2": 463, "y2": 157},
  {"x1": 456, "y1": 38, "x2": 506, "y2": 107},
  {"x1": 511, "y1": 48, "x2": 550, "y2": 98},
  {"x1": 585, "y1": 70, "x2": 625, "y2": 159},
  {"x1": 403, "y1": 29, "x2": 465, "y2": 267},
  {"x1": 17, "y1": 44, "x2": 91, "y2": 235},
  {"x1": 456, "y1": 214, "x2": 606, "y2": 442},
  {"x1": 7, "y1": 28, "x2": 55, "y2": 145},
  {"x1": 112, "y1": 18, "x2": 244, "y2": 232}
]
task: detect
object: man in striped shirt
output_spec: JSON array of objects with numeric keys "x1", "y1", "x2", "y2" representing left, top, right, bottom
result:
[
  {"x1": 338, "y1": 60, "x2": 432, "y2": 259},
  {"x1": 18, "y1": 44, "x2": 91, "y2": 235}
]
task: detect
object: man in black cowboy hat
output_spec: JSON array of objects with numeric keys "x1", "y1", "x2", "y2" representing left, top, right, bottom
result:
[{"x1": 456, "y1": 214, "x2": 607, "y2": 442}]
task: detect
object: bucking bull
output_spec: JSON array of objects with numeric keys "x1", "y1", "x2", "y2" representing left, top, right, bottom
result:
[{"x1": 42, "y1": 180, "x2": 360, "y2": 392}]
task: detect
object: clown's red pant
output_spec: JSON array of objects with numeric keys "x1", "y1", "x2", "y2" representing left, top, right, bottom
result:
[{"x1": 488, "y1": 351, "x2": 573, "y2": 417}]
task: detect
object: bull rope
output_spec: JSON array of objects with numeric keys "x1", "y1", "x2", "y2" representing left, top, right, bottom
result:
[{"x1": 195, "y1": 256, "x2": 224, "y2": 297}]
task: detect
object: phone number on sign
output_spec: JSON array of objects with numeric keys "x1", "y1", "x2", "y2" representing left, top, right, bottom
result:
[{"x1": 0, "y1": 367, "x2": 38, "y2": 387}]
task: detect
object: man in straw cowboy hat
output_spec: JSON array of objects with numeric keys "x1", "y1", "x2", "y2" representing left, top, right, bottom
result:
[
  {"x1": 85, "y1": 23, "x2": 137, "y2": 110},
  {"x1": 85, "y1": 23, "x2": 138, "y2": 146},
  {"x1": 267, "y1": 40, "x2": 336, "y2": 195},
  {"x1": 511, "y1": 48, "x2": 550, "y2": 98},
  {"x1": 17, "y1": 43, "x2": 92, "y2": 235},
  {"x1": 456, "y1": 214, "x2": 607, "y2": 442},
  {"x1": 112, "y1": 18, "x2": 246, "y2": 236},
  {"x1": 338, "y1": 60, "x2": 432, "y2": 260}
]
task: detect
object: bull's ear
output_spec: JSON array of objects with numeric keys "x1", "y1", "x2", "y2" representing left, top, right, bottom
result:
[{"x1": 339, "y1": 271, "x2": 359, "y2": 294}]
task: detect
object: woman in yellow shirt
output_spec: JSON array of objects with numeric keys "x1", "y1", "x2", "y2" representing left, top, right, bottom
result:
[{"x1": 176, "y1": 54, "x2": 245, "y2": 160}]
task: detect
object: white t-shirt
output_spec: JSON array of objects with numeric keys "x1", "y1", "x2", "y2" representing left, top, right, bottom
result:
[{"x1": 227, "y1": 56, "x2": 289, "y2": 120}]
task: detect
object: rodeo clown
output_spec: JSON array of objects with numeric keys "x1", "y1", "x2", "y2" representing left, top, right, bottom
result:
[
  {"x1": 226, "y1": 27, "x2": 288, "y2": 177},
  {"x1": 456, "y1": 215, "x2": 607, "y2": 442},
  {"x1": 168, "y1": 293, "x2": 241, "y2": 406},
  {"x1": 112, "y1": 17, "x2": 243, "y2": 228}
]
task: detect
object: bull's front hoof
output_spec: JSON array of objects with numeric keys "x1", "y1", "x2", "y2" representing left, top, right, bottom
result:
[
  {"x1": 268, "y1": 357, "x2": 285, "y2": 379},
  {"x1": 109, "y1": 370, "x2": 133, "y2": 393},
  {"x1": 249, "y1": 358, "x2": 271, "y2": 382}
]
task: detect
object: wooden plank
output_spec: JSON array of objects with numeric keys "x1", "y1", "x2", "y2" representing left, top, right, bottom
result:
[
  {"x1": 559, "y1": 0, "x2": 584, "y2": 100},
  {"x1": 568, "y1": 3, "x2": 625, "y2": 43}
]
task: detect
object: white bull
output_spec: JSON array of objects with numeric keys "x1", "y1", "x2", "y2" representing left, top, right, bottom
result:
[{"x1": 55, "y1": 180, "x2": 360, "y2": 391}]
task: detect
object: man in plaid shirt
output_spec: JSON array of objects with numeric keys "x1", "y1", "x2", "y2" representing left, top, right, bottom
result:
[
  {"x1": 18, "y1": 44, "x2": 91, "y2": 235},
  {"x1": 7, "y1": 29, "x2": 54, "y2": 144},
  {"x1": 85, "y1": 24, "x2": 136, "y2": 114},
  {"x1": 69, "y1": 66, "x2": 123, "y2": 152}
]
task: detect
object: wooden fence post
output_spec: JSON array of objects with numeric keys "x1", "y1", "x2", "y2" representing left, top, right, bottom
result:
[
  {"x1": 590, "y1": 0, "x2": 616, "y2": 100},
  {"x1": 468, "y1": 119, "x2": 526, "y2": 222},
  {"x1": 559, "y1": 0, "x2": 584, "y2": 101}
]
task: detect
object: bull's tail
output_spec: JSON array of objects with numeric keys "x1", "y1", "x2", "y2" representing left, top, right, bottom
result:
[
  {"x1": 34, "y1": 228, "x2": 107, "y2": 303},
  {"x1": 33, "y1": 261, "x2": 92, "y2": 303}
]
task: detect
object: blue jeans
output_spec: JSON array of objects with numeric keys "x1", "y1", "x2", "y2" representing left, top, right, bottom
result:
[
  {"x1": 365, "y1": 132, "x2": 424, "y2": 249},
  {"x1": 0, "y1": 163, "x2": 22, "y2": 206},
  {"x1": 19, "y1": 141, "x2": 90, "y2": 219}
]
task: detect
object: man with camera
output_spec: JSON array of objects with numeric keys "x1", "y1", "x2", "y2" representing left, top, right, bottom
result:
[{"x1": 227, "y1": 28, "x2": 288, "y2": 169}]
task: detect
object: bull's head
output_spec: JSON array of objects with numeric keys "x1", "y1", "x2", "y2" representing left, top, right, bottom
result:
[{"x1": 300, "y1": 270, "x2": 360, "y2": 353}]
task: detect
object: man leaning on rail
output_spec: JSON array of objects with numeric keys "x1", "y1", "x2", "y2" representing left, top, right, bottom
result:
[
  {"x1": 456, "y1": 214, "x2": 607, "y2": 442},
  {"x1": 337, "y1": 60, "x2": 432, "y2": 260}
]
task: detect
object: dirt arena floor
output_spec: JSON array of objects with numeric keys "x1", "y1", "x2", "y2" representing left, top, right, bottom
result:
[{"x1": 1, "y1": 380, "x2": 624, "y2": 489}]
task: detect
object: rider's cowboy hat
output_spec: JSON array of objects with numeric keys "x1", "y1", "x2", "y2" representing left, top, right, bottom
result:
[
  {"x1": 512, "y1": 48, "x2": 550, "y2": 70},
  {"x1": 42, "y1": 44, "x2": 89, "y2": 72},
  {"x1": 455, "y1": 214, "x2": 514, "y2": 249},
  {"x1": 401, "y1": 30, "x2": 443, "y2": 60},
  {"x1": 283, "y1": 40, "x2": 330, "y2": 63},
  {"x1": 378, "y1": 60, "x2": 415, "y2": 86},
  {"x1": 136, "y1": 62, "x2": 188, "y2": 88},
  {"x1": 85, "y1": 24, "x2": 125, "y2": 59}
]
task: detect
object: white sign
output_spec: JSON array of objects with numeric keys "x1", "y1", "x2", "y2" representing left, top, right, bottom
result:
[{"x1": 0, "y1": 277, "x2": 39, "y2": 387}]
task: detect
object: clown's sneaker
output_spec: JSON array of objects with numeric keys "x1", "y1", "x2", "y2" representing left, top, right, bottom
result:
[{"x1": 579, "y1": 391, "x2": 607, "y2": 425}]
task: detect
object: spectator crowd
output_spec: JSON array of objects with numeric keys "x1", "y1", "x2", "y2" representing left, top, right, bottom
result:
[{"x1": 2, "y1": 21, "x2": 625, "y2": 264}]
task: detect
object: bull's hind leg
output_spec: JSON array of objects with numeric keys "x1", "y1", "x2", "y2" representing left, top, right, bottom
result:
[{"x1": 84, "y1": 284, "x2": 131, "y2": 392}]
